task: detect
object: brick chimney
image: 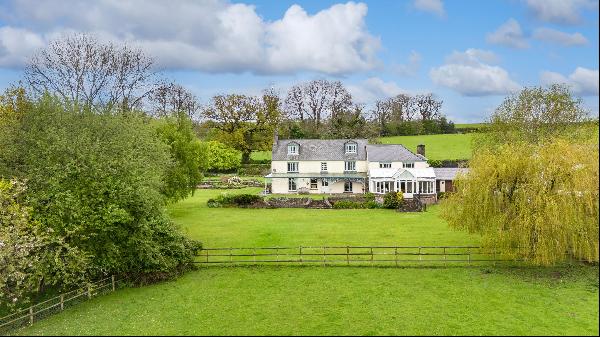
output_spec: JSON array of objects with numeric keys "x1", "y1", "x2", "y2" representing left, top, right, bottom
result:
[{"x1": 416, "y1": 144, "x2": 425, "y2": 157}]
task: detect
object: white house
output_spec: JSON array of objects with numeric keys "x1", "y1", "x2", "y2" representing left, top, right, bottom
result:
[{"x1": 265, "y1": 135, "x2": 467, "y2": 202}]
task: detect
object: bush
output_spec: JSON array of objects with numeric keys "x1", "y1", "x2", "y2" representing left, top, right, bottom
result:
[
  {"x1": 204, "y1": 141, "x2": 241, "y2": 172},
  {"x1": 363, "y1": 200, "x2": 381, "y2": 209},
  {"x1": 332, "y1": 201, "x2": 363, "y2": 209},
  {"x1": 383, "y1": 191, "x2": 403, "y2": 209},
  {"x1": 364, "y1": 192, "x2": 375, "y2": 202},
  {"x1": 208, "y1": 193, "x2": 263, "y2": 207}
]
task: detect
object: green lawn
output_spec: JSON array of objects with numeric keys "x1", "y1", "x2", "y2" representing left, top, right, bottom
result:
[
  {"x1": 379, "y1": 133, "x2": 473, "y2": 160},
  {"x1": 169, "y1": 188, "x2": 477, "y2": 247},
  {"x1": 18, "y1": 266, "x2": 599, "y2": 336},
  {"x1": 455, "y1": 123, "x2": 487, "y2": 129},
  {"x1": 15, "y1": 188, "x2": 599, "y2": 335},
  {"x1": 249, "y1": 133, "x2": 474, "y2": 162}
]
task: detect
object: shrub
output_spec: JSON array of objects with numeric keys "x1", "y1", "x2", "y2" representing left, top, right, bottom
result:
[
  {"x1": 363, "y1": 200, "x2": 381, "y2": 209},
  {"x1": 364, "y1": 192, "x2": 375, "y2": 202},
  {"x1": 208, "y1": 193, "x2": 263, "y2": 207},
  {"x1": 204, "y1": 141, "x2": 241, "y2": 172},
  {"x1": 383, "y1": 191, "x2": 403, "y2": 209},
  {"x1": 333, "y1": 201, "x2": 363, "y2": 209}
]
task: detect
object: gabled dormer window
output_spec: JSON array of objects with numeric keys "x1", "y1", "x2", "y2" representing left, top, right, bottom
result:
[
  {"x1": 345, "y1": 142, "x2": 357, "y2": 154},
  {"x1": 287, "y1": 143, "x2": 299, "y2": 155}
]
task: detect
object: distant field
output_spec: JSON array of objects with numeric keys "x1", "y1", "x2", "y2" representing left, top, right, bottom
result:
[
  {"x1": 455, "y1": 123, "x2": 487, "y2": 129},
  {"x1": 250, "y1": 133, "x2": 474, "y2": 162},
  {"x1": 379, "y1": 133, "x2": 473, "y2": 160}
]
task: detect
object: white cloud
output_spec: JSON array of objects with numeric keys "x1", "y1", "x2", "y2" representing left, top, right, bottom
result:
[
  {"x1": 524, "y1": 0, "x2": 597, "y2": 25},
  {"x1": 486, "y1": 19, "x2": 529, "y2": 49},
  {"x1": 430, "y1": 49, "x2": 521, "y2": 96},
  {"x1": 348, "y1": 77, "x2": 409, "y2": 104},
  {"x1": 0, "y1": 27, "x2": 45, "y2": 68},
  {"x1": 0, "y1": 0, "x2": 381, "y2": 75},
  {"x1": 541, "y1": 67, "x2": 599, "y2": 96},
  {"x1": 532, "y1": 27, "x2": 588, "y2": 46},
  {"x1": 393, "y1": 50, "x2": 422, "y2": 76},
  {"x1": 413, "y1": 0, "x2": 445, "y2": 17}
]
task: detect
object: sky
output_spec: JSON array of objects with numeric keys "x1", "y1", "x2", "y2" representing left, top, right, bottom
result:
[{"x1": 0, "y1": 0, "x2": 598, "y2": 122}]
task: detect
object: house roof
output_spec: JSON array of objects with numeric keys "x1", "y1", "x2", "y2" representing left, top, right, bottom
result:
[
  {"x1": 272, "y1": 139, "x2": 368, "y2": 161},
  {"x1": 366, "y1": 144, "x2": 427, "y2": 162},
  {"x1": 433, "y1": 168, "x2": 469, "y2": 180},
  {"x1": 369, "y1": 167, "x2": 436, "y2": 179}
]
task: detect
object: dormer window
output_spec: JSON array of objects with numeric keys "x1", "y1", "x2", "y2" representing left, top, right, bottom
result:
[
  {"x1": 345, "y1": 142, "x2": 357, "y2": 154},
  {"x1": 287, "y1": 143, "x2": 299, "y2": 155}
]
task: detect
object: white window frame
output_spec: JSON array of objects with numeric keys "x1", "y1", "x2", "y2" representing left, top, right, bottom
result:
[
  {"x1": 379, "y1": 162, "x2": 392, "y2": 168},
  {"x1": 287, "y1": 144, "x2": 298, "y2": 155},
  {"x1": 403, "y1": 162, "x2": 414, "y2": 168},
  {"x1": 288, "y1": 178, "x2": 297, "y2": 191},
  {"x1": 344, "y1": 181, "x2": 353, "y2": 192},
  {"x1": 321, "y1": 162, "x2": 328, "y2": 171},
  {"x1": 287, "y1": 162, "x2": 298, "y2": 173},
  {"x1": 344, "y1": 161, "x2": 356, "y2": 172},
  {"x1": 310, "y1": 178, "x2": 318, "y2": 190},
  {"x1": 418, "y1": 181, "x2": 434, "y2": 194},
  {"x1": 321, "y1": 180, "x2": 329, "y2": 187},
  {"x1": 345, "y1": 143, "x2": 357, "y2": 154}
]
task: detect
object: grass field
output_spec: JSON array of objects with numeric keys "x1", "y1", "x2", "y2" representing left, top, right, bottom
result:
[
  {"x1": 249, "y1": 133, "x2": 474, "y2": 162},
  {"x1": 455, "y1": 123, "x2": 487, "y2": 129},
  {"x1": 15, "y1": 188, "x2": 599, "y2": 335},
  {"x1": 379, "y1": 133, "x2": 473, "y2": 160}
]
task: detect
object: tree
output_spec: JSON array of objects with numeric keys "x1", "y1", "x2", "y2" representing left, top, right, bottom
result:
[
  {"x1": 284, "y1": 79, "x2": 353, "y2": 134},
  {"x1": 474, "y1": 84, "x2": 591, "y2": 150},
  {"x1": 414, "y1": 93, "x2": 442, "y2": 121},
  {"x1": 156, "y1": 112, "x2": 205, "y2": 201},
  {"x1": 204, "y1": 141, "x2": 241, "y2": 172},
  {"x1": 203, "y1": 91, "x2": 281, "y2": 164},
  {"x1": 24, "y1": 33, "x2": 157, "y2": 111},
  {"x1": 326, "y1": 104, "x2": 375, "y2": 139},
  {"x1": 441, "y1": 85, "x2": 598, "y2": 265},
  {"x1": 0, "y1": 95, "x2": 201, "y2": 290},
  {"x1": 440, "y1": 139, "x2": 599, "y2": 265},
  {"x1": 149, "y1": 82, "x2": 200, "y2": 120}
]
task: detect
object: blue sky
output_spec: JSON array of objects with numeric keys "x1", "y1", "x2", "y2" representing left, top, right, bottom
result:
[{"x1": 0, "y1": 0, "x2": 598, "y2": 122}]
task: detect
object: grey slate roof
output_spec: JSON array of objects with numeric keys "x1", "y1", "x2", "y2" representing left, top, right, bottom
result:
[
  {"x1": 273, "y1": 139, "x2": 368, "y2": 161},
  {"x1": 366, "y1": 144, "x2": 427, "y2": 162},
  {"x1": 433, "y1": 168, "x2": 469, "y2": 180}
]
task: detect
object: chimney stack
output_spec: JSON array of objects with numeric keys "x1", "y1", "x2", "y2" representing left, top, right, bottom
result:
[
  {"x1": 416, "y1": 144, "x2": 425, "y2": 157},
  {"x1": 273, "y1": 130, "x2": 279, "y2": 146}
]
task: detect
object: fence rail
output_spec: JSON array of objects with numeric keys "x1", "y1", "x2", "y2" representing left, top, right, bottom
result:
[
  {"x1": 194, "y1": 245, "x2": 512, "y2": 266},
  {"x1": 0, "y1": 275, "x2": 122, "y2": 334}
]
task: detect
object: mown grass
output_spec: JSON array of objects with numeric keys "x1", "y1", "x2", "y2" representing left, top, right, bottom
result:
[
  {"x1": 17, "y1": 265, "x2": 599, "y2": 336},
  {"x1": 15, "y1": 188, "x2": 599, "y2": 336},
  {"x1": 379, "y1": 133, "x2": 473, "y2": 160},
  {"x1": 169, "y1": 188, "x2": 477, "y2": 248}
]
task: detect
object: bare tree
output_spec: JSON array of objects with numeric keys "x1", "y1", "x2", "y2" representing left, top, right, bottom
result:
[
  {"x1": 25, "y1": 33, "x2": 158, "y2": 111},
  {"x1": 284, "y1": 79, "x2": 353, "y2": 130},
  {"x1": 149, "y1": 82, "x2": 200, "y2": 119},
  {"x1": 414, "y1": 93, "x2": 442, "y2": 121}
]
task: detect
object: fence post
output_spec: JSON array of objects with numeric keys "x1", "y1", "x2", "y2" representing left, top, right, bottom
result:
[
  {"x1": 346, "y1": 246, "x2": 350, "y2": 266},
  {"x1": 467, "y1": 248, "x2": 471, "y2": 265},
  {"x1": 300, "y1": 246, "x2": 303, "y2": 264},
  {"x1": 443, "y1": 247, "x2": 446, "y2": 266},
  {"x1": 111, "y1": 275, "x2": 115, "y2": 292},
  {"x1": 29, "y1": 307, "x2": 33, "y2": 325},
  {"x1": 276, "y1": 247, "x2": 279, "y2": 262},
  {"x1": 323, "y1": 246, "x2": 326, "y2": 266},
  {"x1": 418, "y1": 247, "x2": 422, "y2": 262},
  {"x1": 253, "y1": 248, "x2": 256, "y2": 264},
  {"x1": 206, "y1": 249, "x2": 209, "y2": 263},
  {"x1": 370, "y1": 247, "x2": 374, "y2": 265},
  {"x1": 395, "y1": 247, "x2": 398, "y2": 267},
  {"x1": 60, "y1": 294, "x2": 64, "y2": 310},
  {"x1": 87, "y1": 284, "x2": 92, "y2": 299},
  {"x1": 230, "y1": 248, "x2": 233, "y2": 263}
]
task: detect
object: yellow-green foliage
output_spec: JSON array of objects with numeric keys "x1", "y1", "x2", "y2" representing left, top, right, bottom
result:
[{"x1": 441, "y1": 138, "x2": 599, "y2": 265}]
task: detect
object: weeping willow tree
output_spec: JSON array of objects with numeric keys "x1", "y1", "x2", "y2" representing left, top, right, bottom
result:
[{"x1": 441, "y1": 85, "x2": 599, "y2": 265}]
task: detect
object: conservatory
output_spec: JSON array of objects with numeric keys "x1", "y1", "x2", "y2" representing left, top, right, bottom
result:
[{"x1": 368, "y1": 168, "x2": 436, "y2": 197}]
